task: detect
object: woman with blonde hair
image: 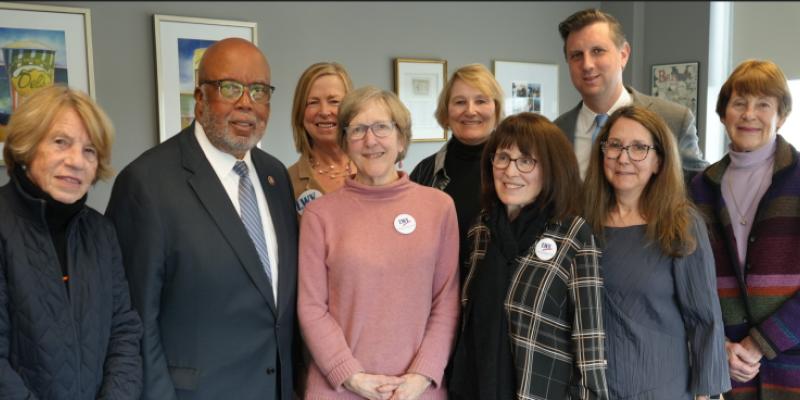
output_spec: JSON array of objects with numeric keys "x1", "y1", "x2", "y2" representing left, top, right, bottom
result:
[
  {"x1": 0, "y1": 85, "x2": 142, "y2": 399},
  {"x1": 411, "y1": 63, "x2": 504, "y2": 269},
  {"x1": 690, "y1": 59, "x2": 800, "y2": 400},
  {"x1": 288, "y1": 62, "x2": 354, "y2": 215},
  {"x1": 584, "y1": 105, "x2": 729, "y2": 399}
]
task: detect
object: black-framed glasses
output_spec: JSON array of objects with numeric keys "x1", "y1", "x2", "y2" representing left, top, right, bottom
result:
[
  {"x1": 200, "y1": 79, "x2": 275, "y2": 104},
  {"x1": 344, "y1": 121, "x2": 397, "y2": 140},
  {"x1": 601, "y1": 140, "x2": 657, "y2": 161},
  {"x1": 491, "y1": 152, "x2": 538, "y2": 173}
]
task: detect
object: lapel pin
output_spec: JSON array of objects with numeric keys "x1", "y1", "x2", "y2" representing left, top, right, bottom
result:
[{"x1": 267, "y1": 176, "x2": 276, "y2": 186}]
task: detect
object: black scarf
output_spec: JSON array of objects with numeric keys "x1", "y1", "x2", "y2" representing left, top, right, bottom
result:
[
  {"x1": 14, "y1": 167, "x2": 86, "y2": 291},
  {"x1": 450, "y1": 200, "x2": 550, "y2": 399}
]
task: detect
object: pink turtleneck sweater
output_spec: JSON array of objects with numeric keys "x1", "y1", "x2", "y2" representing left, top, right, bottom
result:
[
  {"x1": 298, "y1": 172, "x2": 460, "y2": 399},
  {"x1": 722, "y1": 135, "x2": 777, "y2": 266}
]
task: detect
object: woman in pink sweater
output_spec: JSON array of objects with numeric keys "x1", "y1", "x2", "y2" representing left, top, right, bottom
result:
[{"x1": 298, "y1": 86, "x2": 460, "y2": 400}]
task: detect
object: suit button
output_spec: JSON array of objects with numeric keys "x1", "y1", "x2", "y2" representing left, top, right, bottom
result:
[
  {"x1": 749, "y1": 236, "x2": 756, "y2": 243},
  {"x1": 266, "y1": 367, "x2": 276, "y2": 375},
  {"x1": 746, "y1": 263, "x2": 752, "y2": 271}
]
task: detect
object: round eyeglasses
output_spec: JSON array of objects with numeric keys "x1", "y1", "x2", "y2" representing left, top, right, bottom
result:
[
  {"x1": 491, "y1": 152, "x2": 538, "y2": 173},
  {"x1": 200, "y1": 79, "x2": 275, "y2": 104}
]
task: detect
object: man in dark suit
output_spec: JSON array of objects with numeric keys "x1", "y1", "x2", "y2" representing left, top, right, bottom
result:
[
  {"x1": 554, "y1": 8, "x2": 708, "y2": 180},
  {"x1": 106, "y1": 38, "x2": 297, "y2": 400}
]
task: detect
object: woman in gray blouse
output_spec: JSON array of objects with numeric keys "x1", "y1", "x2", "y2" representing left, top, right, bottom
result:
[{"x1": 583, "y1": 105, "x2": 730, "y2": 399}]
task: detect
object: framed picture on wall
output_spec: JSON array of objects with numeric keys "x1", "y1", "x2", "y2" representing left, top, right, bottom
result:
[
  {"x1": 394, "y1": 58, "x2": 447, "y2": 142},
  {"x1": 493, "y1": 60, "x2": 558, "y2": 120},
  {"x1": 154, "y1": 14, "x2": 257, "y2": 143},
  {"x1": 651, "y1": 62, "x2": 699, "y2": 117},
  {"x1": 0, "y1": 2, "x2": 94, "y2": 165}
]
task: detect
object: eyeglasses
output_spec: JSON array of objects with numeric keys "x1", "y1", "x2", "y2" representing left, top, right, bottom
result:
[
  {"x1": 200, "y1": 79, "x2": 275, "y2": 104},
  {"x1": 601, "y1": 140, "x2": 657, "y2": 162},
  {"x1": 491, "y1": 152, "x2": 538, "y2": 173},
  {"x1": 344, "y1": 121, "x2": 396, "y2": 140}
]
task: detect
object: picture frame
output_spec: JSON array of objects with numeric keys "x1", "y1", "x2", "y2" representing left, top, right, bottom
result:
[
  {"x1": 651, "y1": 61, "x2": 699, "y2": 117},
  {"x1": 0, "y1": 2, "x2": 94, "y2": 166},
  {"x1": 154, "y1": 14, "x2": 257, "y2": 143},
  {"x1": 493, "y1": 60, "x2": 558, "y2": 120},
  {"x1": 394, "y1": 58, "x2": 447, "y2": 142}
]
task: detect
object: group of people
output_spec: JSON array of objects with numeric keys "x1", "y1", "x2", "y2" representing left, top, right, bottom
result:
[{"x1": 0, "y1": 7, "x2": 798, "y2": 400}]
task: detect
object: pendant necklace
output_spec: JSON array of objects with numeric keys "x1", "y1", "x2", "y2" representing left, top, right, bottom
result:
[
  {"x1": 725, "y1": 174, "x2": 768, "y2": 226},
  {"x1": 310, "y1": 156, "x2": 352, "y2": 179}
]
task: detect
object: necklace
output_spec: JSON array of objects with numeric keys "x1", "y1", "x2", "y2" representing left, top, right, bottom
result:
[
  {"x1": 726, "y1": 178, "x2": 747, "y2": 226},
  {"x1": 309, "y1": 156, "x2": 352, "y2": 179}
]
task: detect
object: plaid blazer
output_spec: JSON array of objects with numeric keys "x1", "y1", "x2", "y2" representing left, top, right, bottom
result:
[{"x1": 462, "y1": 213, "x2": 608, "y2": 399}]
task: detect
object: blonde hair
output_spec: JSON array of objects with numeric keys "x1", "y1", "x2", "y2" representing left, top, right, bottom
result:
[
  {"x1": 291, "y1": 62, "x2": 353, "y2": 157},
  {"x1": 4, "y1": 85, "x2": 114, "y2": 182},
  {"x1": 434, "y1": 64, "x2": 504, "y2": 131},
  {"x1": 337, "y1": 86, "x2": 411, "y2": 163},
  {"x1": 583, "y1": 105, "x2": 696, "y2": 257}
]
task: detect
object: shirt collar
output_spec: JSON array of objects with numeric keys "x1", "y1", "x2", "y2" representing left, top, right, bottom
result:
[{"x1": 578, "y1": 86, "x2": 633, "y2": 127}]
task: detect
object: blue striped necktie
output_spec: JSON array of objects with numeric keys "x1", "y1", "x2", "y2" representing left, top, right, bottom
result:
[
  {"x1": 233, "y1": 161, "x2": 272, "y2": 283},
  {"x1": 591, "y1": 113, "x2": 609, "y2": 143}
]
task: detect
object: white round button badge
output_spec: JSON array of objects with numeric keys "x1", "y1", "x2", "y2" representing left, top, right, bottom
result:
[
  {"x1": 295, "y1": 189, "x2": 323, "y2": 215},
  {"x1": 534, "y1": 238, "x2": 557, "y2": 261},
  {"x1": 394, "y1": 213, "x2": 417, "y2": 235}
]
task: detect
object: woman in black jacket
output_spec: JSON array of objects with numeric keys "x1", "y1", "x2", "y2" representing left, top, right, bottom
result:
[{"x1": 0, "y1": 85, "x2": 142, "y2": 399}]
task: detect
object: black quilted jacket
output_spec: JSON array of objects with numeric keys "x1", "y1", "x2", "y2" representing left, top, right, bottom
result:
[{"x1": 0, "y1": 177, "x2": 142, "y2": 399}]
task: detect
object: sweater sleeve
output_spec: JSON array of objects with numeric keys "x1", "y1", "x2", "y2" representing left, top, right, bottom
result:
[
  {"x1": 297, "y1": 208, "x2": 364, "y2": 390},
  {"x1": 405, "y1": 201, "x2": 460, "y2": 387},
  {"x1": 673, "y1": 214, "x2": 731, "y2": 395},
  {"x1": 568, "y1": 220, "x2": 609, "y2": 400},
  {"x1": 750, "y1": 290, "x2": 800, "y2": 359}
]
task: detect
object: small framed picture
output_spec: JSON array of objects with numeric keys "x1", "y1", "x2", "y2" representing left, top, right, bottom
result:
[
  {"x1": 651, "y1": 62, "x2": 699, "y2": 117},
  {"x1": 493, "y1": 61, "x2": 559, "y2": 120},
  {"x1": 154, "y1": 14, "x2": 257, "y2": 143},
  {"x1": 394, "y1": 58, "x2": 447, "y2": 142},
  {"x1": 0, "y1": 2, "x2": 95, "y2": 165}
]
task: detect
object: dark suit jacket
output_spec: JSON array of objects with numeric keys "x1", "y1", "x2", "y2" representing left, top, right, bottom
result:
[
  {"x1": 554, "y1": 86, "x2": 709, "y2": 174},
  {"x1": 106, "y1": 123, "x2": 298, "y2": 400}
]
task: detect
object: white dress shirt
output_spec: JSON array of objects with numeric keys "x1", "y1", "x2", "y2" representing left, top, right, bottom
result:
[
  {"x1": 195, "y1": 124, "x2": 279, "y2": 302},
  {"x1": 575, "y1": 88, "x2": 632, "y2": 179}
]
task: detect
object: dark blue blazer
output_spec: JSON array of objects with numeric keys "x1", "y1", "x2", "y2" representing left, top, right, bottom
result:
[{"x1": 107, "y1": 123, "x2": 298, "y2": 400}]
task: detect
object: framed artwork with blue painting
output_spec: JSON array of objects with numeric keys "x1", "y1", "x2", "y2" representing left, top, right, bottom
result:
[
  {"x1": 0, "y1": 2, "x2": 93, "y2": 165},
  {"x1": 154, "y1": 14, "x2": 257, "y2": 143}
]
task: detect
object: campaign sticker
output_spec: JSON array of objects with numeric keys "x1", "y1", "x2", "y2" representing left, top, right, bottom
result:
[
  {"x1": 295, "y1": 189, "x2": 323, "y2": 215},
  {"x1": 535, "y1": 237, "x2": 557, "y2": 261},
  {"x1": 394, "y1": 213, "x2": 416, "y2": 235}
]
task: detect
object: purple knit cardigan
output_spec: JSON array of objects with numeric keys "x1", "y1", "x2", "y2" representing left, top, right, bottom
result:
[{"x1": 690, "y1": 135, "x2": 800, "y2": 400}]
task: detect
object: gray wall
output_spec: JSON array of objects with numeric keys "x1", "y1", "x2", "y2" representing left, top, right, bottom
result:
[
  {"x1": 1, "y1": 1, "x2": 597, "y2": 211},
  {"x1": 733, "y1": 2, "x2": 800, "y2": 79},
  {"x1": 2, "y1": 2, "x2": 724, "y2": 212}
]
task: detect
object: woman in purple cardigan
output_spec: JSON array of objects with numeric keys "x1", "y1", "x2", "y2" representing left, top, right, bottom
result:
[{"x1": 690, "y1": 59, "x2": 800, "y2": 400}]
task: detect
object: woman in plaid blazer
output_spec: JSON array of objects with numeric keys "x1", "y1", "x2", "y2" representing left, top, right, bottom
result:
[{"x1": 449, "y1": 112, "x2": 608, "y2": 399}]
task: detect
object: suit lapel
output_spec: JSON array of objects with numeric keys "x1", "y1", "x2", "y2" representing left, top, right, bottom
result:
[
  {"x1": 252, "y1": 153, "x2": 294, "y2": 319},
  {"x1": 178, "y1": 126, "x2": 278, "y2": 315}
]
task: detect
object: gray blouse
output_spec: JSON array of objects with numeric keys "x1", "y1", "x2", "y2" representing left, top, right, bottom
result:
[{"x1": 601, "y1": 214, "x2": 730, "y2": 399}]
